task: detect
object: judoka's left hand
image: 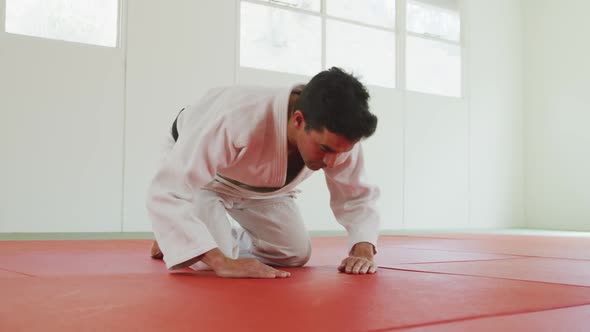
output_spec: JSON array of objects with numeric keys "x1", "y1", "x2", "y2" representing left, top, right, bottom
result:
[{"x1": 338, "y1": 242, "x2": 377, "y2": 275}]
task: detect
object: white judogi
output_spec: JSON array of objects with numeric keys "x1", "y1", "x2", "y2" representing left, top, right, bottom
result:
[{"x1": 146, "y1": 85, "x2": 380, "y2": 270}]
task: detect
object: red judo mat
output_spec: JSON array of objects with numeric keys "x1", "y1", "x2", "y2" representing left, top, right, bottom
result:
[{"x1": 1, "y1": 234, "x2": 589, "y2": 331}]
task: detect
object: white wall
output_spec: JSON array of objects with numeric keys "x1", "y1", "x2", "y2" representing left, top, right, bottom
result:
[
  {"x1": 0, "y1": 1, "x2": 125, "y2": 232},
  {"x1": 402, "y1": 0, "x2": 527, "y2": 231},
  {"x1": 465, "y1": 0, "x2": 525, "y2": 228},
  {"x1": 122, "y1": 0, "x2": 236, "y2": 231},
  {"x1": 523, "y1": 0, "x2": 590, "y2": 231},
  {"x1": 0, "y1": 0, "x2": 525, "y2": 233},
  {"x1": 404, "y1": 92, "x2": 470, "y2": 229}
]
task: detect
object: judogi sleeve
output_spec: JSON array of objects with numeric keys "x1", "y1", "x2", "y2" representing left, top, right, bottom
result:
[
  {"x1": 146, "y1": 93, "x2": 244, "y2": 270},
  {"x1": 323, "y1": 143, "x2": 380, "y2": 254}
]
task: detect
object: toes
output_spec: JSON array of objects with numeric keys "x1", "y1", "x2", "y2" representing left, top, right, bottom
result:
[{"x1": 150, "y1": 241, "x2": 163, "y2": 259}]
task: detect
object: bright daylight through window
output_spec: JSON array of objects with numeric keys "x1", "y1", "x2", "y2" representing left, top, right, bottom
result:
[
  {"x1": 406, "y1": 0, "x2": 462, "y2": 97},
  {"x1": 240, "y1": 0, "x2": 461, "y2": 95},
  {"x1": 240, "y1": 0, "x2": 396, "y2": 88},
  {"x1": 4, "y1": 0, "x2": 120, "y2": 47}
]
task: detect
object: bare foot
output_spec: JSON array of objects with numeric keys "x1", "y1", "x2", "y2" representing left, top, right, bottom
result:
[
  {"x1": 150, "y1": 240, "x2": 163, "y2": 259},
  {"x1": 202, "y1": 248, "x2": 290, "y2": 278}
]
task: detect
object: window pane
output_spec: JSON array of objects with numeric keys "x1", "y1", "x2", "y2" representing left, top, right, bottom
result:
[
  {"x1": 327, "y1": 0, "x2": 395, "y2": 28},
  {"x1": 264, "y1": 0, "x2": 320, "y2": 12},
  {"x1": 407, "y1": 0, "x2": 460, "y2": 42},
  {"x1": 240, "y1": 2, "x2": 321, "y2": 76},
  {"x1": 327, "y1": 20, "x2": 395, "y2": 88},
  {"x1": 5, "y1": 0, "x2": 119, "y2": 47},
  {"x1": 406, "y1": 36, "x2": 461, "y2": 97}
]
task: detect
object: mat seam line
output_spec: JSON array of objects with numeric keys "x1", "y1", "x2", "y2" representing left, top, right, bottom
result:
[
  {"x1": 383, "y1": 245, "x2": 590, "y2": 262},
  {"x1": 378, "y1": 266, "x2": 590, "y2": 289},
  {"x1": 367, "y1": 302, "x2": 590, "y2": 332},
  {"x1": 0, "y1": 267, "x2": 36, "y2": 278},
  {"x1": 400, "y1": 257, "x2": 525, "y2": 265}
]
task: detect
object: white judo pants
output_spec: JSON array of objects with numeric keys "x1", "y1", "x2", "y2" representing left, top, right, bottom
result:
[{"x1": 189, "y1": 189, "x2": 312, "y2": 270}]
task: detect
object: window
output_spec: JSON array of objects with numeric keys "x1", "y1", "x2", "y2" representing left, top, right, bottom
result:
[
  {"x1": 326, "y1": 0, "x2": 395, "y2": 29},
  {"x1": 405, "y1": 0, "x2": 462, "y2": 97},
  {"x1": 261, "y1": 0, "x2": 321, "y2": 12},
  {"x1": 4, "y1": 0, "x2": 120, "y2": 47},
  {"x1": 240, "y1": 1, "x2": 322, "y2": 76},
  {"x1": 239, "y1": 0, "x2": 463, "y2": 96},
  {"x1": 240, "y1": 0, "x2": 396, "y2": 88},
  {"x1": 326, "y1": 20, "x2": 395, "y2": 88},
  {"x1": 326, "y1": 0, "x2": 396, "y2": 88}
]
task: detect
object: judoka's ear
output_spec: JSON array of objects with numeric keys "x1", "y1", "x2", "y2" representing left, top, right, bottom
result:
[{"x1": 293, "y1": 110, "x2": 305, "y2": 128}]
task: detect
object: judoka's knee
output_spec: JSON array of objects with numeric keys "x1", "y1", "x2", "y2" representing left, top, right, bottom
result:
[{"x1": 280, "y1": 241, "x2": 312, "y2": 267}]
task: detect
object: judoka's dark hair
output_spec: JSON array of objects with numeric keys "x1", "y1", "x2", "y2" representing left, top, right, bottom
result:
[{"x1": 294, "y1": 67, "x2": 377, "y2": 141}]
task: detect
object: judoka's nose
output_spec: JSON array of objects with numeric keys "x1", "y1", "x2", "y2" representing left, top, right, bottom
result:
[{"x1": 323, "y1": 153, "x2": 337, "y2": 168}]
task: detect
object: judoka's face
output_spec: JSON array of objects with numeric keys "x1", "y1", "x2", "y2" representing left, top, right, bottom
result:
[{"x1": 291, "y1": 111, "x2": 357, "y2": 170}]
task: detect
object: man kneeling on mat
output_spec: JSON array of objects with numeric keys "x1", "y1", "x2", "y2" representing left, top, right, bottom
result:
[{"x1": 147, "y1": 67, "x2": 380, "y2": 278}]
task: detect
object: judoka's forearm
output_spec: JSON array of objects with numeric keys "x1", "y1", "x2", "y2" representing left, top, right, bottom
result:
[{"x1": 325, "y1": 144, "x2": 380, "y2": 253}]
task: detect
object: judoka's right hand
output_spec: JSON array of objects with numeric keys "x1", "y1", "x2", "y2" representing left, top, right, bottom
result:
[{"x1": 203, "y1": 248, "x2": 291, "y2": 279}]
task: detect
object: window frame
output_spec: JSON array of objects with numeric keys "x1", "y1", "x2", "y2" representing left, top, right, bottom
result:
[{"x1": 237, "y1": 0, "x2": 465, "y2": 97}]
